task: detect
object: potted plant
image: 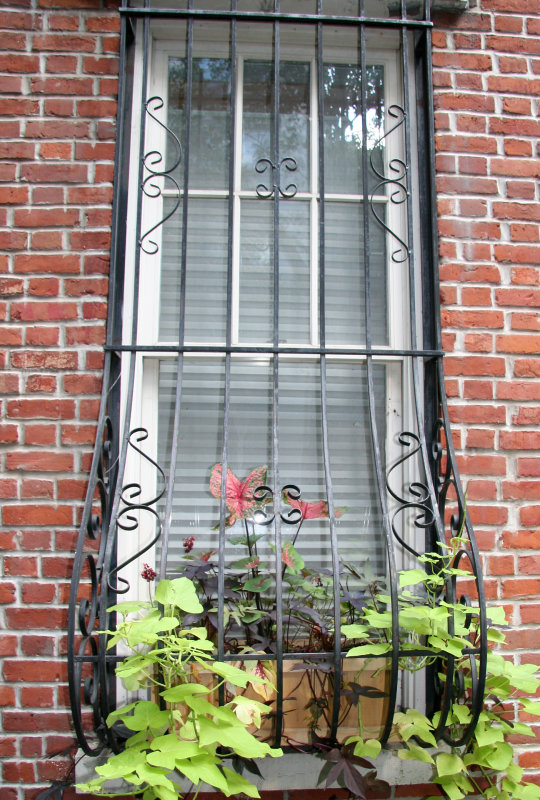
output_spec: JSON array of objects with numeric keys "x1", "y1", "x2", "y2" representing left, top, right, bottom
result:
[{"x1": 76, "y1": 572, "x2": 283, "y2": 799}]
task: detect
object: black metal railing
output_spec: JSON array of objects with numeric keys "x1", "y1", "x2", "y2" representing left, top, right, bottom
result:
[{"x1": 68, "y1": 0, "x2": 487, "y2": 758}]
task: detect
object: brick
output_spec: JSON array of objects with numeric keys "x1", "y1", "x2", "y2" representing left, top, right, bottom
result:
[
  {"x1": 440, "y1": 310, "x2": 504, "y2": 329},
  {"x1": 466, "y1": 429, "x2": 496, "y2": 449},
  {"x1": 497, "y1": 334, "x2": 540, "y2": 353},
  {"x1": 518, "y1": 458, "x2": 540, "y2": 476},
  {"x1": 464, "y1": 333, "x2": 492, "y2": 352},
  {"x1": 23, "y1": 425, "x2": 56, "y2": 446},
  {"x1": 500, "y1": 431, "x2": 540, "y2": 450},
  {"x1": 20, "y1": 687, "x2": 54, "y2": 708},
  {"x1": 14, "y1": 254, "x2": 80, "y2": 274},
  {"x1": 7, "y1": 399, "x2": 75, "y2": 419},
  {"x1": 31, "y1": 76, "x2": 94, "y2": 95},
  {"x1": 496, "y1": 288, "x2": 540, "y2": 307},
  {"x1": 11, "y1": 301, "x2": 78, "y2": 322},
  {"x1": 20, "y1": 162, "x2": 87, "y2": 184},
  {"x1": 6, "y1": 452, "x2": 73, "y2": 472},
  {"x1": 33, "y1": 33, "x2": 96, "y2": 51},
  {"x1": 26, "y1": 375, "x2": 57, "y2": 393},
  {"x1": 522, "y1": 508, "x2": 540, "y2": 526},
  {"x1": 506, "y1": 140, "x2": 533, "y2": 158},
  {"x1": 504, "y1": 577, "x2": 540, "y2": 597},
  {"x1": 457, "y1": 455, "x2": 507, "y2": 475},
  {"x1": 25, "y1": 327, "x2": 60, "y2": 346},
  {"x1": 443, "y1": 356, "x2": 506, "y2": 376},
  {"x1": 448, "y1": 405, "x2": 505, "y2": 424},
  {"x1": 505, "y1": 182, "x2": 536, "y2": 200},
  {"x1": 14, "y1": 207, "x2": 79, "y2": 227},
  {"x1": 21, "y1": 479, "x2": 54, "y2": 499},
  {"x1": 2, "y1": 711, "x2": 72, "y2": 733},
  {"x1": 513, "y1": 394, "x2": 540, "y2": 416},
  {"x1": 498, "y1": 381, "x2": 540, "y2": 400}
]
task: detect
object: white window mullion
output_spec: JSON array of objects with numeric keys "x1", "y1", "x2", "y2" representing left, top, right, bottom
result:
[{"x1": 231, "y1": 55, "x2": 244, "y2": 346}]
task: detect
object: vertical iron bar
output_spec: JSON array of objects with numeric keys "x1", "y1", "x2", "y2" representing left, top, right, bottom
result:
[
  {"x1": 272, "y1": 0, "x2": 283, "y2": 748},
  {"x1": 159, "y1": 3, "x2": 194, "y2": 580},
  {"x1": 100, "y1": 7, "x2": 152, "y2": 739},
  {"x1": 316, "y1": 4, "x2": 341, "y2": 742},
  {"x1": 359, "y1": 19, "x2": 399, "y2": 745},
  {"x1": 217, "y1": 2, "x2": 237, "y2": 706},
  {"x1": 400, "y1": 24, "x2": 444, "y2": 547}
]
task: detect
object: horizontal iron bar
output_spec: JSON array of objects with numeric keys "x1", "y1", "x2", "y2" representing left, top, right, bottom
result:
[
  {"x1": 119, "y1": 7, "x2": 433, "y2": 28},
  {"x1": 75, "y1": 646, "x2": 481, "y2": 663},
  {"x1": 105, "y1": 344, "x2": 445, "y2": 358}
]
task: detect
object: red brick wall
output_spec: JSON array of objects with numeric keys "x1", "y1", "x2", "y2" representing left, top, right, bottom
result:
[
  {"x1": 1, "y1": 0, "x2": 540, "y2": 797},
  {"x1": 0, "y1": 0, "x2": 119, "y2": 795},
  {"x1": 433, "y1": 0, "x2": 540, "y2": 784}
]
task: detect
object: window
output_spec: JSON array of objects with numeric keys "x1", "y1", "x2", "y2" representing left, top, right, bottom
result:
[{"x1": 68, "y1": 0, "x2": 486, "y2": 762}]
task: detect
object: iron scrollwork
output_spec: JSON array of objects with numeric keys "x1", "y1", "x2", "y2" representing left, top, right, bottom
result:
[
  {"x1": 255, "y1": 156, "x2": 298, "y2": 199},
  {"x1": 370, "y1": 104, "x2": 410, "y2": 265},
  {"x1": 68, "y1": 410, "x2": 167, "y2": 755},
  {"x1": 387, "y1": 416, "x2": 487, "y2": 747},
  {"x1": 139, "y1": 96, "x2": 182, "y2": 256}
]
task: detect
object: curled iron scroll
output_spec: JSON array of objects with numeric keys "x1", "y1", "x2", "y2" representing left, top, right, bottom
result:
[
  {"x1": 369, "y1": 105, "x2": 410, "y2": 265},
  {"x1": 107, "y1": 428, "x2": 166, "y2": 594},
  {"x1": 139, "y1": 96, "x2": 182, "y2": 255},
  {"x1": 255, "y1": 156, "x2": 298, "y2": 199}
]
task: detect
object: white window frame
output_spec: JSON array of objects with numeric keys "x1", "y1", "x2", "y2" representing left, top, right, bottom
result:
[{"x1": 119, "y1": 19, "x2": 419, "y2": 622}]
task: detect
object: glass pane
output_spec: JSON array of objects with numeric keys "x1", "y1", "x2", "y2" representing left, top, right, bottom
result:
[
  {"x1": 157, "y1": 358, "x2": 225, "y2": 572},
  {"x1": 239, "y1": 200, "x2": 273, "y2": 343},
  {"x1": 168, "y1": 56, "x2": 231, "y2": 190},
  {"x1": 242, "y1": 61, "x2": 310, "y2": 194},
  {"x1": 280, "y1": 201, "x2": 311, "y2": 344},
  {"x1": 327, "y1": 360, "x2": 386, "y2": 577},
  {"x1": 159, "y1": 198, "x2": 228, "y2": 342},
  {"x1": 323, "y1": 64, "x2": 385, "y2": 195},
  {"x1": 324, "y1": 201, "x2": 387, "y2": 346},
  {"x1": 238, "y1": 200, "x2": 311, "y2": 344}
]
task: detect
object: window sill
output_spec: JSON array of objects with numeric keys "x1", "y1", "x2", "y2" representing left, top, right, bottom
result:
[{"x1": 75, "y1": 748, "x2": 433, "y2": 793}]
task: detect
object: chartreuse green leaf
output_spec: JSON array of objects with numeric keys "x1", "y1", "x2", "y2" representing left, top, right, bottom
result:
[
  {"x1": 222, "y1": 766, "x2": 261, "y2": 798},
  {"x1": 160, "y1": 683, "x2": 211, "y2": 703},
  {"x1": 486, "y1": 605, "x2": 508, "y2": 625},
  {"x1": 154, "y1": 577, "x2": 203, "y2": 613},
  {"x1": 347, "y1": 643, "x2": 392, "y2": 657},
  {"x1": 175, "y1": 754, "x2": 229, "y2": 793},
  {"x1": 522, "y1": 782, "x2": 540, "y2": 800},
  {"x1": 520, "y1": 698, "x2": 540, "y2": 716},
  {"x1": 475, "y1": 724, "x2": 504, "y2": 747},
  {"x1": 350, "y1": 738, "x2": 381, "y2": 759},
  {"x1": 210, "y1": 660, "x2": 267, "y2": 687},
  {"x1": 106, "y1": 701, "x2": 137, "y2": 726},
  {"x1": 451, "y1": 703, "x2": 471, "y2": 725},
  {"x1": 122, "y1": 700, "x2": 170, "y2": 732},
  {"x1": 398, "y1": 744, "x2": 434, "y2": 764},
  {"x1": 197, "y1": 716, "x2": 282, "y2": 759},
  {"x1": 394, "y1": 709, "x2": 437, "y2": 746},
  {"x1": 341, "y1": 623, "x2": 369, "y2": 639},
  {"x1": 435, "y1": 752, "x2": 465, "y2": 777},
  {"x1": 95, "y1": 748, "x2": 147, "y2": 779},
  {"x1": 399, "y1": 569, "x2": 429, "y2": 588}
]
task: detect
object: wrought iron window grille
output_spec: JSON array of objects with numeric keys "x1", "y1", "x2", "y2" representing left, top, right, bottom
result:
[{"x1": 68, "y1": 0, "x2": 487, "y2": 763}]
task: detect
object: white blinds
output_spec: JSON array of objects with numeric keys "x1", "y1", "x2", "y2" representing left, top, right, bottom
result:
[{"x1": 157, "y1": 358, "x2": 386, "y2": 577}]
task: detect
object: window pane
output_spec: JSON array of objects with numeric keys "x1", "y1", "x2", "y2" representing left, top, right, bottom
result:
[
  {"x1": 242, "y1": 61, "x2": 310, "y2": 194},
  {"x1": 168, "y1": 56, "x2": 231, "y2": 190},
  {"x1": 238, "y1": 200, "x2": 311, "y2": 344},
  {"x1": 327, "y1": 360, "x2": 386, "y2": 577},
  {"x1": 324, "y1": 201, "x2": 387, "y2": 346},
  {"x1": 158, "y1": 357, "x2": 387, "y2": 590},
  {"x1": 323, "y1": 64, "x2": 385, "y2": 196},
  {"x1": 160, "y1": 198, "x2": 228, "y2": 342},
  {"x1": 157, "y1": 358, "x2": 226, "y2": 570}
]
